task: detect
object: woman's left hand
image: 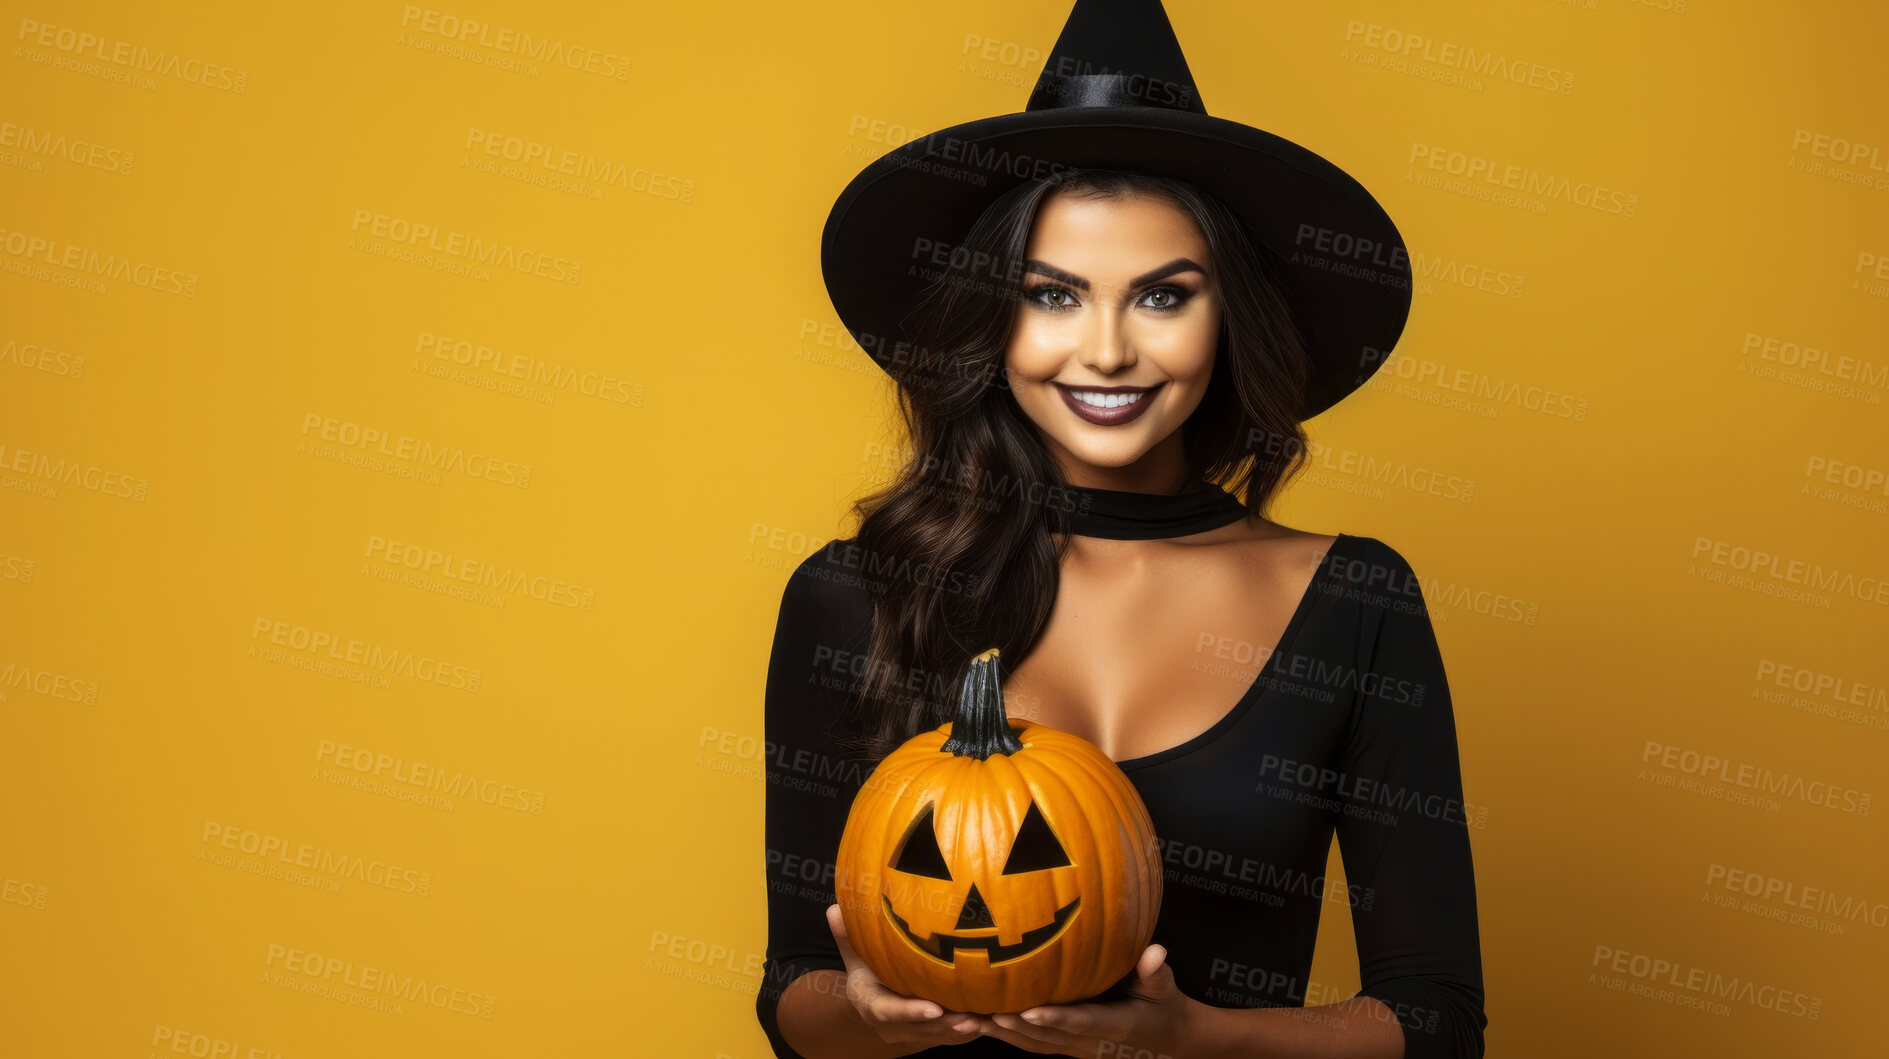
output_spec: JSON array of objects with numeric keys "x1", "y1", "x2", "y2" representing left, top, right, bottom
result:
[{"x1": 973, "y1": 944, "x2": 1207, "y2": 1057}]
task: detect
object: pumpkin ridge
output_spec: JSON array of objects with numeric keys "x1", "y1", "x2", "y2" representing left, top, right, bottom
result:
[
  {"x1": 1069, "y1": 755, "x2": 1133, "y2": 998},
  {"x1": 1027, "y1": 738, "x2": 1159, "y2": 948},
  {"x1": 1014, "y1": 746, "x2": 1106, "y2": 999}
]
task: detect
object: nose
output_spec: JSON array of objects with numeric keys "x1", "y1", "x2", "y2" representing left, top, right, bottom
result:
[{"x1": 1077, "y1": 290, "x2": 1136, "y2": 374}]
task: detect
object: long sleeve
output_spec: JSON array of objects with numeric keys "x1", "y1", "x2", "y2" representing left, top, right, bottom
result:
[
  {"x1": 755, "y1": 542, "x2": 878, "y2": 1059},
  {"x1": 1334, "y1": 539, "x2": 1488, "y2": 1059}
]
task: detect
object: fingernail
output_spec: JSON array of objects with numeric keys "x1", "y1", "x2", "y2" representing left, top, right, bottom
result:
[
  {"x1": 1021, "y1": 1010, "x2": 1042, "y2": 1023},
  {"x1": 921, "y1": 1006, "x2": 940, "y2": 1019}
]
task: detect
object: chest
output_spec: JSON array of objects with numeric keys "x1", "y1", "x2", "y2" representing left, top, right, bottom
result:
[{"x1": 1000, "y1": 536, "x2": 1326, "y2": 763}]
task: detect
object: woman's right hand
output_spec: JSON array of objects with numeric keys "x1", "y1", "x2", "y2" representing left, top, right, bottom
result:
[{"x1": 826, "y1": 903, "x2": 984, "y2": 1050}]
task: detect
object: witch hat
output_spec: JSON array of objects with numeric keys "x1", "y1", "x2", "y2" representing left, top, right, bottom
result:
[{"x1": 820, "y1": 0, "x2": 1413, "y2": 421}]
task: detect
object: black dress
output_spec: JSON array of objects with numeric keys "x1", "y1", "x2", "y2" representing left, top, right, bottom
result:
[{"x1": 755, "y1": 484, "x2": 1487, "y2": 1058}]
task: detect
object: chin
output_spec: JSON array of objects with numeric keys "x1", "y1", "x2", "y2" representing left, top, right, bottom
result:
[{"x1": 1048, "y1": 431, "x2": 1158, "y2": 470}]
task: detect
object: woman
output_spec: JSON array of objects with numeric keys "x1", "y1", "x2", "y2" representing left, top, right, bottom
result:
[{"x1": 758, "y1": 3, "x2": 1484, "y2": 1057}]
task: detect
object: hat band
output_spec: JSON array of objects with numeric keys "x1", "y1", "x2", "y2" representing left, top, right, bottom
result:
[{"x1": 1025, "y1": 71, "x2": 1206, "y2": 115}]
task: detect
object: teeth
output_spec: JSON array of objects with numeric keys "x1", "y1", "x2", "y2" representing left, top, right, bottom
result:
[{"x1": 1069, "y1": 390, "x2": 1146, "y2": 409}]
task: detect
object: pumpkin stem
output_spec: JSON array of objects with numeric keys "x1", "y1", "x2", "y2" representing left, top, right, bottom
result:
[{"x1": 940, "y1": 647, "x2": 1024, "y2": 759}]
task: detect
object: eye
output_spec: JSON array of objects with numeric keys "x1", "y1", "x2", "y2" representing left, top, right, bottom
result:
[
  {"x1": 1002, "y1": 802, "x2": 1071, "y2": 874},
  {"x1": 1138, "y1": 286, "x2": 1192, "y2": 312},
  {"x1": 892, "y1": 804, "x2": 953, "y2": 879},
  {"x1": 1025, "y1": 284, "x2": 1077, "y2": 311}
]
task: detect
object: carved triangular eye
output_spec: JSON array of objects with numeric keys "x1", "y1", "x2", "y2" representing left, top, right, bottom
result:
[
  {"x1": 1002, "y1": 802, "x2": 1071, "y2": 873},
  {"x1": 892, "y1": 804, "x2": 952, "y2": 879}
]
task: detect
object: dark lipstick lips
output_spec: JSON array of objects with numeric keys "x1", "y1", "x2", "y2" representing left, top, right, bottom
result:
[{"x1": 1054, "y1": 382, "x2": 1161, "y2": 426}]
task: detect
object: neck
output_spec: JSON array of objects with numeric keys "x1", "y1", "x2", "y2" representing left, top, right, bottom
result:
[{"x1": 1058, "y1": 476, "x2": 1248, "y2": 541}]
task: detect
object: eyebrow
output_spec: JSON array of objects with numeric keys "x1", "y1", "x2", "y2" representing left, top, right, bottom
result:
[{"x1": 1022, "y1": 257, "x2": 1207, "y2": 291}]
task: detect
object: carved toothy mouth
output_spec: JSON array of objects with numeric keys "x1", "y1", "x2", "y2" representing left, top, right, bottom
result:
[{"x1": 881, "y1": 893, "x2": 1081, "y2": 964}]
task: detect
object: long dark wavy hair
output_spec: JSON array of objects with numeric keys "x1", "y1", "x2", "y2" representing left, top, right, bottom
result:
[{"x1": 837, "y1": 168, "x2": 1315, "y2": 760}]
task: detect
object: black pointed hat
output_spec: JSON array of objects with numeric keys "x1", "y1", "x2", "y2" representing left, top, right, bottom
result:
[{"x1": 820, "y1": 0, "x2": 1413, "y2": 421}]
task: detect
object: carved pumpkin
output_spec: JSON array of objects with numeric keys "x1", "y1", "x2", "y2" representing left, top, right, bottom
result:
[{"x1": 834, "y1": 647, "x2": 1163, "y2": 1014}]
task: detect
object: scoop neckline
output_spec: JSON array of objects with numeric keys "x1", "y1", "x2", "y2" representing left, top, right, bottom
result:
[{"x1": 1113, "y1": 532, "x2": 1355, "y2": 772}]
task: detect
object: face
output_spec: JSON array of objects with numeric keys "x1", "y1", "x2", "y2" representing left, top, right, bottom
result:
[
  {"x1": 1003, "y1": 189, "x2": 1221, "y2": 486},
  {"x1": 882, "y1": 799, "x2": 1078, "y2": 965}
]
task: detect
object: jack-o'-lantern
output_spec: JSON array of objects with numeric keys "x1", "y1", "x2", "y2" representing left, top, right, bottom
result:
[{"x1": 834, "y1": 647, "x2": 1163, "y2": 1014}]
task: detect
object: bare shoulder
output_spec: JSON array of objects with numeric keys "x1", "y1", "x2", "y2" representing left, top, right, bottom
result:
[
  {"x1": 1274, "y1": 527, "x2": 1340, "y2": 576},
  {"x1": 1224, "y1": 518, "x2": 1337, "y2": 556},
  {"x1": 1199, "y1": 518, "x2": 1340, "y2": 582}
]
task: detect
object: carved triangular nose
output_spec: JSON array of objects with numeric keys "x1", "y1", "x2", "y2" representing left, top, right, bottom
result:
[{"x1": 955, "y1": 883, "x2": 996, "y2": 930}]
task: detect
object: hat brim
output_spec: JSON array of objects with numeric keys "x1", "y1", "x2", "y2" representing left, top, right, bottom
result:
[{"x1": 821, "y1": 107, "x2": 1413, "y2": 421}]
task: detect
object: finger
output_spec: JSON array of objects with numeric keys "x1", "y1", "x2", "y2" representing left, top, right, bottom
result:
[
  {"x1": 933, "y1": 1014, "x2": 987, "y2": 1042},
  {"x1": 826, "y1": 905, "x2": 875, "y2": 979},
  {"x1": 1015, "y1": 1000, "x2": 1117, "y2": 1038},
  {"x1": 973, "y1": 1016, "x2": 1074, "y2": 1054},
  {"x1": 1128, "y1": 947, "x2": 1176, "y2": 1000},
  {"x1": 884, "y1": 1019, "x2": 989, "y2": 1042},
  {"x1": 883, "y1": 1013, "x2": 983, "y2": 1045},
  {"x1": 865, "y1": 990, "x2": 947, "y2": 1023},
  {"x1": 989, "y1": 1011, "x2": 1097, "y2": 1052},
  {"x1": 845, "y1": 966, "x2": 944, "y2": 1021},
  {"x1": 1138, "y1": 943, "x2": 1168, "y2": 978},
  {"x1": 826, "y1": 906, "x2": 945, "y2": 1020},
  {"x1": 826, "y1": 905, "x2": 855, "y2": 956}
]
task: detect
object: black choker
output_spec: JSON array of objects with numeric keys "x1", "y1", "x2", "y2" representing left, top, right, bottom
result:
[{"x1": 1063, "y1": 480, "x2": 1250, "y2": 540}]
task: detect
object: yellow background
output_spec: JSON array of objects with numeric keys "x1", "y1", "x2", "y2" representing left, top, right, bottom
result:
[{"x1": 3, "y1": 1, "x2": 1885, "y2": 1056}]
